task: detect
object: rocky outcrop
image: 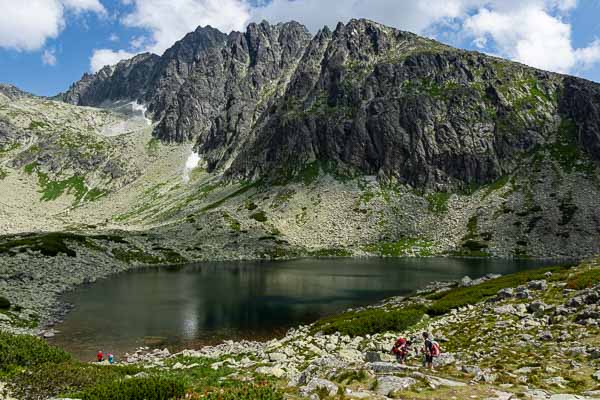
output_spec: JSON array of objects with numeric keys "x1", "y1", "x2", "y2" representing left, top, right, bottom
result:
[
  {"x1": 0, "y1": 84, "x2": 33, "y2": 100},
  {"x1": 110, "y1": 260, "x2": 600, "y2": 400},
  {"x1": 59, "y1": 19, "x2": 600, "y2": 191},
  {"x1": 228, "y1": 19, "x2": 567, "y2": 190},
  {"x1": 558, "y1": 76, "x2": 600, "y2": 164},
  {"x1": 58, "y1": 53, "x2": 160, "y2": 106}
]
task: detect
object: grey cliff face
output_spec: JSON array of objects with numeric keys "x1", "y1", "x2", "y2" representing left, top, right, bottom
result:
[
  {"x1": 0, "y1": 84, "x2": 33, "y2": 100},
  {"x1": 59, "y1": 53, "x2": 161, "y2": 106},
  {"x1": 59, "y1": 19, "x2": 600, "y2": 190}
]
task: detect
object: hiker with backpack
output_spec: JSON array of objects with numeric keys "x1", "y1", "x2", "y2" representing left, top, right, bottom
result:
[
  {"x1": 421, "y1": 332, "x2": 441, "y2": 370},
  {"x1": 391, "y1": 337, "x2": 411, "y2": 364}
]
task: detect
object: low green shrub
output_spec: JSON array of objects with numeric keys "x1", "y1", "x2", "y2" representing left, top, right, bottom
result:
[
  {"x1": 427, "y1": 264, "x2": 572, "y2": 316},
  {"x1": 250, "y1": 210, "x2": 268, "y2": 223},
  {"x1": 312, "y1": 305, "x2": 426, "y2": 337},
  {"x1": 76, "y1": 376, "x2": 186, "y2": 400},
  {"x1": 9, "y1": 361, "x2": 141, "y2": 399},
  {"x1": 566, "y1": 267, "x2": 600, "y2": 290},
  {"x1": 310, "y1": 264, "x2": 573, "y2": 337},
  {"x1": 0, "y1": 331, "x2": 71, "y2": 373},
  {"x1": 203, "y1": 383, "x2": 283, "y2": 400},
  {"x1": 0, "y1": 296, "x2": 10, "y2": 309}
]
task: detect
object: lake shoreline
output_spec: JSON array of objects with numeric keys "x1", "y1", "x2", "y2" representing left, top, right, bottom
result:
[
  {"x1": 0, "y1": 246, "x2": 574, "y2": 343},
  {"x1": 23, "y1": 257, "x2": 564, "y2": 360},
  {"x1": 2, "y1": 259, "x2": 599, "y2": 399}
]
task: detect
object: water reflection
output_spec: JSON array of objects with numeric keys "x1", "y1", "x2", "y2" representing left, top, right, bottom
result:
[{"x1": 51, "y1": 257, "x2": 554, "y2": 359}]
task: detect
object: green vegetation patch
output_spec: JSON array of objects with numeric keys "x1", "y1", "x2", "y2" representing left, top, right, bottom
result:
[
  {"x1": 28, "y1": 120, "x2": 49, "y2": 130},
  {"x1": 250, "y1": 210, "x2": 268, "y2": 223},
  {"x1": 559, "y1": 196, "x2": 578, "y2": 226},
  {"x1": 0, "y1": 166, "x2": 6, "y2": 180},
  {"x1": 312, "y1": 263, "x2": 574, "y2": 337},
  {"x1": 566, "y1": 266, "x2": 600, "y2": 290},
  {"x1": 223, "y1": 212, "x2": 241, "y2": 231},
  {"x1": 312, "y1": 305, "x2": 426, "y2": 337},
  {"x1": 146, "y1": 138, "x2": 160, "y2": 155},
  {"x1": 0, "y1": 296, "x2": 10, "y2": 309},
  {"x1": 482, "y1": 176, "x2": 510, "y2": 199},
  {"x1": 425, "y1": 192, "x2": 451, "y2": 214},
  {"x1": 0, "y1": 233, "x2": 123, "y2": 258},
  {"x1": 202, "y1": 384, "x2": 284, "y2": 400},
  {"x1": 201, "y1": 182, "x2": 258, "y2": 212},
  {"x1": 364, "y1": 238, "x2": 433, "y2": 257},
  {"x1": 75, "y1": 375, "x2": 186, "y2": 400},
  {"x1": 451, "y1": 215, "x2": 491, "y2": 257},
  {"x1": 2, "y1": 331, "x2": 282, "y2": 400},
  {"x1": 24, "y1": 163, "x2": 106, "y2": 204},
  {"x1": 0, "y1": 142, "x2": 20, "y2": 155},
  {"x1": 427, "y1": 264, "x2": 572, "y2": 315},
  {"x1": 0, "y1": 331, "x2": 71, "y2": 373},
  {"x1": 40, "y1": 175, "x2": 87, "y2": 202},
  {"x1": 548, "y1": 119, "x2": 596, "y2": 175},
  {"x1": 271, "y1": 160, "x2": 356, "y2": 186},
  {"x1": 308, "y1": 248, "x2": 352, "y2": 257}
]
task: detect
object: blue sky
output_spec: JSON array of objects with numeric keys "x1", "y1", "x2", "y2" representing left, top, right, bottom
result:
[{"x1": 1, "y1": 0, "x2": 600, "y2": 97}]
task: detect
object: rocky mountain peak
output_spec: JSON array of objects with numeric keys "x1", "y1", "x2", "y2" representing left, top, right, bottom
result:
[
  {"x1": 0, "y1": 84, "x2": 34, "y2": 101},
  {"x1": 56, "y1": 19, "x2": 600, "y2": 191}
]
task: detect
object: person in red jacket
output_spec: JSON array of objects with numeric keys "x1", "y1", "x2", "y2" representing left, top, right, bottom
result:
[
  {"x1": 391, "y1": 337, "x2": 411, "y2": 364},
  {"x1": 96, "y1": 350, "x2": 104, "y2": 362}
]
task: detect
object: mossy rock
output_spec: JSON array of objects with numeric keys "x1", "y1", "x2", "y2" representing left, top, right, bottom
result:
[
  {"x1": 0, "y1": 296, "x2": 10, "y2": 309},
  {"x1": 250, "y1": 210, "x2": 268, "y2": 223}
]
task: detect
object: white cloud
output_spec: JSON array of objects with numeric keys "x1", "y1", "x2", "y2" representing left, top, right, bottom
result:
[
  {"x1": 0, "y1": 0, "x2": 105, "y2": 51},
  {"x1": 464, "y1": 6, "x2": 576, "y2": 72},
  {"x1": 574, "y1": 39, "x2": 600, "y2": 70},
  {"x1": 87, "y1": 0, "x2": 600, "y2": 76},
  {"x1": 42, "y1": 48, "x2": 58, "y2": 66},
  {"x1": 122, "y1": 0, "x2": 250, "y2": 55},
  {"x1": 89, "y1": 0, "x2": 250, "y2": 71},
  {"x1": 109, "y1": 33, "x2": 119, "y2": 42},
  {"x1": 252, "y1": 0, "x2": 472, "y2": 35},
  {"x1": 61, "y1": 0, "x2": 106, "y2": 14},
  {"x1": 90, "y1": 48, "x2": 136, "y2": 72},
  {"x1": 463, "y1": 2, "x2": 600, "y2": 73}
]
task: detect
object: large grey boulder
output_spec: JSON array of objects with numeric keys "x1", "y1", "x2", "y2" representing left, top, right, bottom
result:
[
  {"x1": 375, "y1": 376, "x2": 416, "y2": 396},
  {"x1": 300, "y1": 378, "x2": 338, "y2": 397},
  {"x1": 528, "y1": 280, "x2": 549, "y2": 291}
]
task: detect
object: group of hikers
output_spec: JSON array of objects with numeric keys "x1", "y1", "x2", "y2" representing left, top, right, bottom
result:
[
  {"x1": 96, "y1": 350, "x2": 115, "y2": 364},
  {"x1": 391, "y1": 332, "x2": 441, "y2": 370},
  {"x1": 93, "y1": 332, "x2": 439, "y2": 368}
]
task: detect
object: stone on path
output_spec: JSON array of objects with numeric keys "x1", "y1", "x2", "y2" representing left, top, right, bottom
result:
[
  {"x1": 300, "y1": 378, "x2": 338, "y2": 397},
  {"x1": 528, "y1": 280, "x2": 548, "y2": 291},
  {"x1": 338, "y1": 348, "x2": 362, "y2": 363},
  {"x1": 375, "y1": 376, "x2": 416, "y2": 396},
  {"x1": 367, "y1": 362, "x2": 416, "y2": 373},
  {"x1": 256, "y1": 366, "x2": 286, "y2": 378},
  {"x1": 268, "y1": 352, "x2": 287, "y2": 362},
  {"x1": 413, "y1": 372, "x2": 466, "y2": 388},
  {"x1": 364, "y1": 351, "x2": 382, "y2": 362}
]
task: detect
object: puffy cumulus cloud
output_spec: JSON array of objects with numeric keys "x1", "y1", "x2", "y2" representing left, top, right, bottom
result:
[
  {"x1": 42, "y1": 48, "x2": 58, "y2": 66},
  {"x1": 254, "y1": 0, "x2": 600, "y2": 74},
  {"x1": 463, "y1": 1, "x2": 600, "y2": 73},
  {"x1": 574, "y1": 39, "x2": 600, "y2": 71},
  {"x1": 90, "y1": 48, "x2": 137, "y2": 72},
  {"x1": 464, "y1": 6, "x2": 576, "y2": 72},
  {"x1": 89, "y1": 0, "x2": 600, "y2": 75},
  {"x1": 251, "y1": 0, "x2": 472, "y2": 34},
  {"x1": 90, "y1": 0, "x2": 250, "y2": 72},
  {"x1": 61, "y1": 0, "x2": 106, "y2": 14},
  {"x1": 122, "y1": 0, "x2": 250, "y2": 55},
  {"x1": 0, "y1": 0, "x2": 105, "y2": 51}
]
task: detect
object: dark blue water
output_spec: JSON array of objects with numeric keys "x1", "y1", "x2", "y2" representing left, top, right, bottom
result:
[{"x1": 50, "y1": 257, "x2": 554, "y2": 359}]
